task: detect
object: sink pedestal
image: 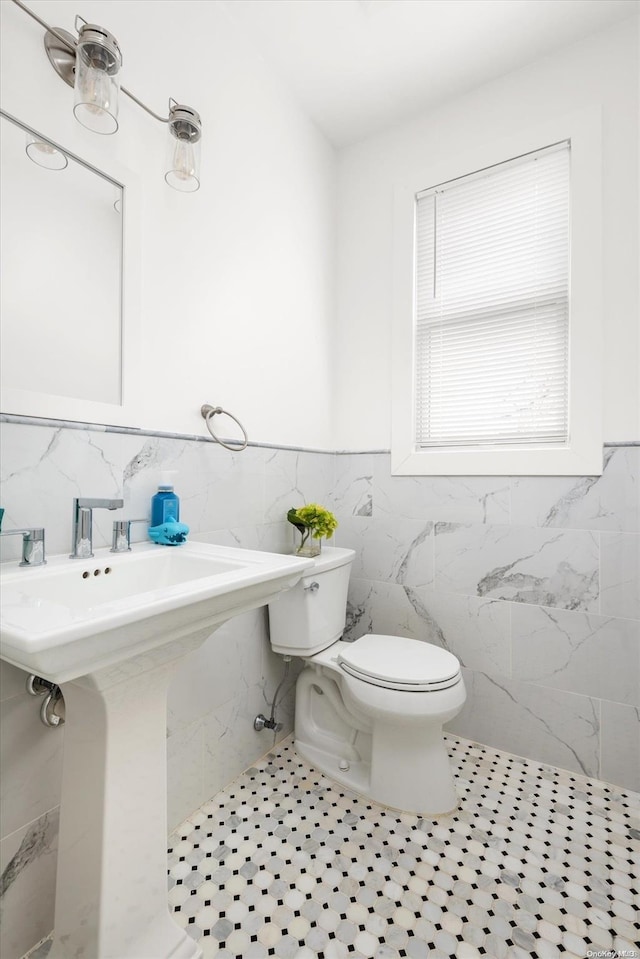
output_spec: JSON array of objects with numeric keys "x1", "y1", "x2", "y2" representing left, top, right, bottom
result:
[
  {"x1": 49, "y1": 632, "x2": 210, "y2": 959},
  {"x1": 0, "y1": 540, "x2": 312, "y2": 958}
]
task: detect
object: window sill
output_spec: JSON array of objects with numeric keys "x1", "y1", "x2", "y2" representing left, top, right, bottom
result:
[{"x1": 391, "y1": 443, "x2": 604, "y2": 477}]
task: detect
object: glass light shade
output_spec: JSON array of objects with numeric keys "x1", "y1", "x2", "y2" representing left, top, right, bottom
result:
[
  {"x1": 25, "y1": 134, "x2": 68, "y2": 170},
  {"x1": 165, "y1": 104, "x2": 202, "y2": 193},
  {"x1": 165, "y1": 136, "x2": 201, "y2": 192},
  {"x1": 73, "y1": 24, "x2": 122, "y2": 135}
]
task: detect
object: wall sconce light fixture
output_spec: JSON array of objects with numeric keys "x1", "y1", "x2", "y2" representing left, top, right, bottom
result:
[
  {"x1": 73, "y1": 18, "x2": 122, "y2": 135},
  {"x1": 11, "y1": 0, "x2": 202, "y2": 192},
  {"x1": 166, "y1": 102, "x2": 202, "y2": 193}
]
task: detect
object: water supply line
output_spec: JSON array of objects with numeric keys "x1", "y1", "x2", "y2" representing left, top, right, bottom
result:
[{"x1": 254, "y1": 655, "x2": 291, "y2": 737}]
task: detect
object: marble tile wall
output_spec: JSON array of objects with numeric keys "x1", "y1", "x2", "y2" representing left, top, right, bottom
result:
[
  {"x1": 1, "y1": 421, "x2": 638, "y2": 958},
  {"x1": 0, "y1": 420, "x2": 334, "y2": 959},
  {"x1": 332, "y1": 447, "x2": 640, "y2": 797}
]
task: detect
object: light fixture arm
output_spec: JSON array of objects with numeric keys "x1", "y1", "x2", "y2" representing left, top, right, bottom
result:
[
  {"x1": 12, "y1": 0, "x2": 75, "y2": 55},
  {"x1": 11, "y1": 0, "x2": 173, "y2": 125},
  {"x1": 121, "y1": 86, "x2": 169, "y2": 125}
]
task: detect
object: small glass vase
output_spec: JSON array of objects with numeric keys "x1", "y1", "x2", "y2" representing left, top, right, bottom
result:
[{"x1": 293, "y1": 526, "x2": 321, "y2": 558}]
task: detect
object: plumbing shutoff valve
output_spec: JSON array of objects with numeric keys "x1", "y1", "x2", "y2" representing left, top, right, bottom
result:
[{"x1": 254, "y1": 714, "x2": 282, "y2": 733}]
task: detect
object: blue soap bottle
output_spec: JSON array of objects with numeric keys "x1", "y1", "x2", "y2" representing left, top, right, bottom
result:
[{"x1": 151, "y1": 472, "x2": 180, "y2": 526}]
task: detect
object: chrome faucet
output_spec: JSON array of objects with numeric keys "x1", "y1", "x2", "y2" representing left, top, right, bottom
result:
[
  {"x1": 70, "y1": 498, "x2": 123, "y2": 559},
  {"x1": 0, "y1": 527, "x2": 46, "y2": 566}
]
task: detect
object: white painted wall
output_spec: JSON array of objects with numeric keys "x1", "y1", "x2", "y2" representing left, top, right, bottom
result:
[
  {"x1": 334, "y1": 18, "x2": 640, "y2": 449},
  {"x1": 1, "y1": 4, "x2": 637, "y2": 450},
  {"x1": 0, "y1": 0, "x2": 337, "y2": 448}
]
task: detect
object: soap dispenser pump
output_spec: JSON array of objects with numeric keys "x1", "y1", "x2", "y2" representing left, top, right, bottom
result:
[{"x1": 151, "y1": 471, "x2": 180, "y2": 527}]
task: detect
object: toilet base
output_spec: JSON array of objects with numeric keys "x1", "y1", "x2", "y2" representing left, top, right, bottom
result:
[
  {"x1": 295, "y1": 738, "x2": 372, "y2": 798},
  {"x1": 370, "y1": 721, "x2": 458, "y2": 815},
  {"x1": 294, "y1": 724, "x2": 458, "y2": 817}
]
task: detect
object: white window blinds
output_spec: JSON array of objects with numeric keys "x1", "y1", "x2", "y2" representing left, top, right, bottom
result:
[{"x1": 414, "y1": 141, "x2": 570, "y2": 449}]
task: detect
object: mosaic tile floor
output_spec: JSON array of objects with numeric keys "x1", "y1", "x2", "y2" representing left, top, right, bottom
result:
[
  {"x1": 24, "y1": 735, "x2": 639, "y2": 959},
  {"x1": 166, "y1": 736, "x2": 639, "y2": 959}
]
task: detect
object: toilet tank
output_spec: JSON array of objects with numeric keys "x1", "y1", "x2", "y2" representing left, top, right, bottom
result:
[{"x1": 268, "y1": 547, "x2": 355, "y2": 657}]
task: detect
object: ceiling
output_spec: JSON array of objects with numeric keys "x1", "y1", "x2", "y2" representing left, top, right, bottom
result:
[{"x1": 222, "y1": 0, "x2": 639, "y2": 146}]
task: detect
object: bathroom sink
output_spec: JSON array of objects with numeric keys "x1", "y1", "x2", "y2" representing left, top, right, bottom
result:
[
  {"x1": 0, "y1": 542, "x2": 313, "y2": 683},
  {"x1": 1, "y1": 540, "x2": 314, "y2": 959}
]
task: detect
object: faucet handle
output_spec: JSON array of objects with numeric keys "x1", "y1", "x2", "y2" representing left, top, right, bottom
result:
[
  {"x1": 110, "y1": 519, "x2": 148, "y2": 553},
  {"x1": 0, "y1": 527, "x2": 46, "y2": 567}
]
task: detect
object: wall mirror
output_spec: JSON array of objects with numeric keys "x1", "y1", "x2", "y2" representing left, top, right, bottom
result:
[{"x1": 0, "y1": 110, "x2": 139, "y2": 425}]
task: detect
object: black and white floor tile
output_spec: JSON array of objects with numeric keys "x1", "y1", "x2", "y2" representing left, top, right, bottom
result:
[
  {"x1": 24, "y1": 735, "x2": 639, "y2": 959},
  {"x1": 165, "y1": 736, "x2": 638, "y2": 959}
]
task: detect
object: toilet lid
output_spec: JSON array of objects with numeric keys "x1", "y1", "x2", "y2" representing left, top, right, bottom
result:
[{"x1": 337, "y1": 635, "x2": 462, "y2": 691}]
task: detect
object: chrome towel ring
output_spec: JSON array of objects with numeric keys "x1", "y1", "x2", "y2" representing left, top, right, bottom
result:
[{"x1": 201, "y1": 404, "x2": 248, "y2": 452}]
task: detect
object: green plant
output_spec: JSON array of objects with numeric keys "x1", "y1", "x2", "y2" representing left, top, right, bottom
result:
[{"x1": 287, "y1": 504, "x2": 338, "y2": 549}]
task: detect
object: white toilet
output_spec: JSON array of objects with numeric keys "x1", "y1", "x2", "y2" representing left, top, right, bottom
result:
[{"x1": 268, "y1": 547, "x2": 466, "y2": 815}]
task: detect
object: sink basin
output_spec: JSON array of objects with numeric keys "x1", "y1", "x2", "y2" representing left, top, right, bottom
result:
[{"x1": 0, "y1": 541, "x2": 313, "y2": 683}]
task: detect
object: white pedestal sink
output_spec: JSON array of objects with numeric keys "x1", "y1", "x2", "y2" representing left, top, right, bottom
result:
[{"x1": 0, "y1": 543, "x2": 312, "y2": 959}]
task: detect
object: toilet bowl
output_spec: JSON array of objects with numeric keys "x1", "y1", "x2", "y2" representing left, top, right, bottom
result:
[{"x1": 268, "y1": 547, "x2": 466, "y2": 815}]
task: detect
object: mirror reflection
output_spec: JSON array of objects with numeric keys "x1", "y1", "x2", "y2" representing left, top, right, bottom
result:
[{"x1": 0, "y1": 112, "x2": 123, "y2": 405}]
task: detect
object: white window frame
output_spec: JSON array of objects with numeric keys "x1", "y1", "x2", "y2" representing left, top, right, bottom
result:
[{"x1": 391, "y1": 109, "x2": 603, "y2": 476}]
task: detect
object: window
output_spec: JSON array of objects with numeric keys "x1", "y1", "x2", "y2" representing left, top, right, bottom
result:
[
  {"x1": 391, "y1": 112, "x2": 603, "y2": 476},
  {"x1": 415, "y1": 143, "x2": 569, "y2": 450}
]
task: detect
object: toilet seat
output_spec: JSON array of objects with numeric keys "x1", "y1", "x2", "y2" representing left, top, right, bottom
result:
[{"x1": 337, "y1": 634, "x2": 461, "y2": 692}]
